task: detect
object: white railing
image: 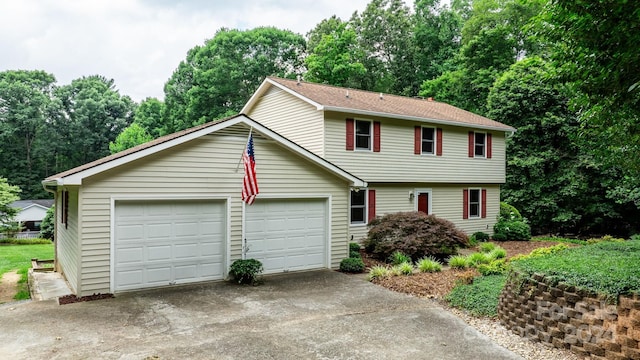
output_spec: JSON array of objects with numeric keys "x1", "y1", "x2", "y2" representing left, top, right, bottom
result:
[{"x1": 0, "y1": 231, "x2": 42, "y2": 239}]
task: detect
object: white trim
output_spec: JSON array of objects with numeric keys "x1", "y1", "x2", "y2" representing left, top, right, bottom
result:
[
  {"x1": 241, "y1": 78, "x2": 324, "y2": 114},
  {"x1": 413, "y1": 188, "x2": 433, "y2": 214},
  {"x1": 354, "y1": 119, "x2": 373, "y2": 151},
  {"x1": 349, "y1": 188, "x2": 368, "y2": 225},
  {"x1": 109, "y1": 195, "x2": 230, "y2": 294},
  {"x1": 419, "y1": 126, "x2": 437, "y2": 156},
  {"x1": 47, "y1": 115, "x2": 366, "y2": 188},
  {"x1": 468, "y1": 188, "x2": 482, "y2": 219},
  {"x1": 472, "y1": 131, "x2": 487, "y2": 159}
]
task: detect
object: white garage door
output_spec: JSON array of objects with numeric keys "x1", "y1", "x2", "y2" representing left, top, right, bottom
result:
[
  {"x1": 244, "y1": 198, "x2": 327, "y2": 274},
  {"x1": 113, "y1": 200, "x2": 226, "y2": 292}
]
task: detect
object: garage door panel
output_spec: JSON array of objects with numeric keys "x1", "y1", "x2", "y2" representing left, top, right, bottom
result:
[
  {"x1": 114, "y1": 200, "x2": 226, "y2": 292},
  {"x1": 245, "y1": 199, "x2": 327, "y2": 274}
]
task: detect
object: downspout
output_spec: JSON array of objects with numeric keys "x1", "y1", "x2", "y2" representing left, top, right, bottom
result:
[{"x1": 42, "y1": 183, "x2": 58, "y2": 272}]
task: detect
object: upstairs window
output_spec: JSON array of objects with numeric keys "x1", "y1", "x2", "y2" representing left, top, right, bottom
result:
[
  {"x1": 475, "y1": 132, "x2": 486, "y2": 157},
  {"x1": 355, "y1": 120, "x2": 371, "y2": 150},
  {"x1": 414, "y1": 126, "x2": 442, "y2": 156},
  {"x1": 422, "y1": 127, "x2": 435, "y2": 154}
]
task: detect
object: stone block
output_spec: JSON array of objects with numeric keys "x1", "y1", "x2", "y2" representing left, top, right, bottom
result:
[
  {"x1": 623, "y1": 347, "x2": 640, "y2": 360},
  {"x1": 599, "y1": 340, "x2": 621, "y2": 352},
  {"x1": 583, "y1": 342, "x2": 605, "y2": 356},
  {"x1": 565, "y1": 292, "x2": 582, "y2": 304},
  {"x1": 570, "y1": 344, "x2": 589, "y2": 357},
  {"x1": 605, "y1": 350, "x2": 631, "y2": 360}
]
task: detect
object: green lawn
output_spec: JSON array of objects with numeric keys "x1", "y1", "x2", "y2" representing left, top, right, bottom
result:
[{"x1": 0, "y1": 243, "x2": 54, "y2": 300}]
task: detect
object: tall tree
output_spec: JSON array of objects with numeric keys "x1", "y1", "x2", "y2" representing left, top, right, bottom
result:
[
  {"x1": 304, "y1": 22, "x2": 366, "y2": 88},
  {"x1": 52, "y1": 75, "x2": 135, "y2": 171},
  {"x1": 0, "y1": 70, "x2": 56, "y2": 198},
  {"x1": 134, "y1": 97, "x2": 165, "y2": 138},
  {"x1": 109, "y1": 123, "x2": 153, "y2": 154},
  {"x1": 163, "y1": 27, "x2": 306, "y2": 133},
  {"x1": 0, "y1": 177, "x2": 21, "y2": 232},
  {"x1": 306, "y1": 15, "x2": 346, "y2": 53},
  {"x1": 540, "y1": 0, "x2": 640, "y2": 207}
]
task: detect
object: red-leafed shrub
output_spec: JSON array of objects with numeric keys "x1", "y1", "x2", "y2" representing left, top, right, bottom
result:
[{"x1": 363, "y1": 212, "x2": 469, "y2": 261}]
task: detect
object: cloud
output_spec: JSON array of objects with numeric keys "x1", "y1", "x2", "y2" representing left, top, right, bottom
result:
[{"x1": 0, "y1": 0, "x2": 371, "y2": 101}]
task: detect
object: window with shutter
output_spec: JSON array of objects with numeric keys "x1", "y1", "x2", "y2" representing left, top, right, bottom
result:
[
  {"x1": 346, "y1": 118, "x2": 354, "y2": 150},
  {"x1": 355, "y1": 120, "x2": 372, "y2": 150},
  {"x1": 373, "y1": 122, "x2": 381, "y2": 152}
]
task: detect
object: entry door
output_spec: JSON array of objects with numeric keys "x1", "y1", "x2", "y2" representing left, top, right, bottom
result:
[{"x1": 418, "y1": 193, "x2": 429, "y2": 214}]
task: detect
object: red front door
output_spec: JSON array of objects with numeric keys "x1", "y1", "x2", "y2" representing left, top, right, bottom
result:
[{"x1": 418, "y1": 193, "x2": 429, "y2": 214}]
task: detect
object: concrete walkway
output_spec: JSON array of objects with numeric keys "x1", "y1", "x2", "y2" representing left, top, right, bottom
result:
[
  {"x1": 2, "y1": 271, "x2": 522, "y2": 360},
  {"x1": 28, "y1": 270, "x2": 73, "y2": 301}
]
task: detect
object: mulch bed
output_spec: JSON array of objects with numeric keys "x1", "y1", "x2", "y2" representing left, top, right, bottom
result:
[
  {"x1": 361, "y1": 241, "x2": 570, "y2": 299},
  {"x1": 58, "y1": 293, "x2": 114, "y2": 305}
]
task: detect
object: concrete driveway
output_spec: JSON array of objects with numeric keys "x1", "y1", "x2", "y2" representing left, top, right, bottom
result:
[{"x1": 0, "y1": 270, "x2": 522, "y2": 360}]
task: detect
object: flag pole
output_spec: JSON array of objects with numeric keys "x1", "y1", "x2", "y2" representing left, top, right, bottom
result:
[{"x1": 235, "y1": 127, "x2": 253, "y2": 172}]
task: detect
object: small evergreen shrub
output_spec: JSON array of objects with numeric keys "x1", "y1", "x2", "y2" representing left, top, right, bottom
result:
[
  {"x1": 349, "y1": 242, "x2": 361, "y2": 252},
  {"x1": 39, "y1": 205, "x2": 55, "y2": 240},
  {"x1": 478, "y1": 242, "x2": 496, "y2": 253},
  {"x1": 368, "y1": 265, "x2": 390, "y2": 281},
  {"x1": 364, "y1": 211, "x2": 469, "y2": 261},
  {"x1": 416, "y1": 256, "x2": 442, "y2": 273},
  {"x1": 491, "y1": 232, "x2": 507, "y2": 241},
  {"x1": 477, "y1": 259, "x2": 508, "y2": 276},
  {"x1": 448, "y1": 255, "x2": 468, "y2": 269},
  {"x1": 349, "y1": 250, "x2": 361, "y2": 258},
  {"x1": 473, "y1": 231, "x2": 490, "y2": 242},
  {"x1": 498, "y1": 202, "x2": 522, "y2": 221},
  {"x1": 340, "y1": 257, "x2": 365, "y2": 273},
  {"x1": 389, "y1": 251, "x2": 411, "y2": 265},
  {"x1": 229, "y1": 259, "x2": 263, "y2": 284},
  {"x1": 493, "y1": 219, "x2": 531, "y2": 241}
]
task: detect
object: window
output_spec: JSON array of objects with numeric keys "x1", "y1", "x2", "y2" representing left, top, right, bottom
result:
[
  {"x1": 350, "y1": 190, "x2": 366, "y2": 224},
  {"x1": 350, "y1": 189, "x2": 376, "y2": 224},
  {"x1": 355, "y1": 120, "x2": 371, "y2": 150},
  {"x1": 422, "y1": 127, "x2": 435, "y2": 154},
  {"x1": 474, "y1": 132, "x2": 485, "y2": 157},
  {"x1": 469, "y1": 189, "x2": 481, "y2": 218}
]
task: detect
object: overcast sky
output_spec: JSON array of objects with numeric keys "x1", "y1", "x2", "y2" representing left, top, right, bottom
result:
[{"x1": 0, "y1": 0, "x2": 371, "y2": 102}]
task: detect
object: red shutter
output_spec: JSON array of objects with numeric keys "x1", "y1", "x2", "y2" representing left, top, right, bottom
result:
[
  {"x1": 481, "y1": 189, "x2": 487, "y2": 218},
  {"x1": 373, "y1": 121, "x2": 381, "y2": 152},
  {"x1": 436, "y1": 128, "x2": 443, "y2": 156},
  {"x1": 486, "y1": 133, "x2": 492, "y2": 159},
  {"x1": 462, "y1": 189, "x2": 469, "y2": 219},
  {"x1": 346, "y1": 118, "x2": 354, "y2": 151},
  {"x1": 414, "y1": 126, "x2": 421, "y2": 154},
  {"x1": 468, "y1": 131, "x2": 474, "y2": 157},
  {"x1": 368, "y1": 189, "x2": 376, "y2": 222}
]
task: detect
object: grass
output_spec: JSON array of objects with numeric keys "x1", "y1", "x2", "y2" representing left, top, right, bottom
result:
[
  {"x1": 0, "y1": 243, "x2": 54, "y2": 300},
  {"x1": 511, "y1": 240, "x2": 640, "y2": 302},
  {"x1": 446, "y1": 274, "x2": 507, "y2": 317}
]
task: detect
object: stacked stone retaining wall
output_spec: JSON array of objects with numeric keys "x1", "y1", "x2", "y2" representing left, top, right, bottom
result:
[{"x1": 498, "y1": 272, "x2": 640, "y2": 359}]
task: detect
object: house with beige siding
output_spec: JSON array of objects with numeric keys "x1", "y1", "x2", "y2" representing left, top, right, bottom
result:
[
  {"x1": 42, "y1": 115, "x2": 365, "y2": 296},
  {"x1": 242, "y1": 77, "x2": 516, "y2": 241}
]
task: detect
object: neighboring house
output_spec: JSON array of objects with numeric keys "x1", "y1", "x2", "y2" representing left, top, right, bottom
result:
[
  {"x1": 242, "y1": 77, "x2": 516, "y2": 241},
  {"x1": 42, "y1": 115, "x2": 365, "y2": 297},
  {"x1": 10, "y1": 199, "x2": 54, "y2": 232}
]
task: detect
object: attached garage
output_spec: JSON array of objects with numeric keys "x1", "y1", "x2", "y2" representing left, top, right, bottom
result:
[
  {"x1": 113, "y1": 199, "x2": 227, "y2": 292},
  {"x1": 43, "y1": 115, "x2": 365, "y2": 297},
  {"x1": 244, "y1": 198, "x2": 327, "y2": 274}
]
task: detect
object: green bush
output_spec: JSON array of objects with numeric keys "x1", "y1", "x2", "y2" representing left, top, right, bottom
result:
[
  {"x1": 39, "y1": 205, "x2": 55, "y2": 240},
  {"x1": 368, "y1": 265, "x2": 390, "y2": 281},
  {"x1": 498, "y1": 202, "x2": 522, "y2": 221},
  {"x1": 631, "y1": 234, "x2": 640, "y2": 241},
  {"x1": 448, "y1": 255, "x2": 468, "y2": 269},
  {"x1": 340, "y1": 257, "x2": 365, "y2": 273},
  {"x1": 466, "y1": 252, "x2": 491, "y2": 267},
  {"x1": 446, "y1": 275, "x2": 507, "y2": 317},
  {"x1": 478, "y1": 242, "x2": 496, "y2": 253},
  {"x1": 392, "y1": 262, "x2": 414, "y2": 275},
  {"x1": 509, "y1": 244, "x2": 569, "y2": 262},
  {"x1": 586, "y1": 235, "x2": 626, "y2": 244},
  {"x1": 493, "y1": 220, "x2": 531, "y2": 241},
  {"x1": 0, "y1": 238, "x2": 53, "y2": 245},
  {"x1": 349, "y1": 242, "x2": 361, "y2": 252},
  {"x1": 364, "y1": 211, "x2": 469, "y2": 261},
  {"x1": 488, "y1": 248, "x2": 507, "y2": 260},
  {"x1": 510, "y1": 241, "x2": 640, "y2": 301},
  {"x1": 477, "y1": 259, "x2": 508, "y2": 276},
  {"x1": 416, "y1": 256, "x2": 442, "y2": 273},
  {"x1": 389, "y1": 251, "x2": 411, "y2": 265},
  {"x1": 473, "y1": 231, "x2": 490, "y2": 242},
  {"x1": 491, "y1": 232, "x2": 507, "y2": 241},
  {"x1": 229, "y1": 259, "x2": 263, "y2": 284},
  {"x1": 349, "y1": 250, "x2": 361, "y2": 259}
]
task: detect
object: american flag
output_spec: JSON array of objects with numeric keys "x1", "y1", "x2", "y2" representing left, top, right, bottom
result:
[{"x1": 242, "y1": 133, "x2": 259, "y2": 205}]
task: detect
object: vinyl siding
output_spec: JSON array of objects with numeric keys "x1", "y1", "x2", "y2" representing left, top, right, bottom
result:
[
  {"x1": 324, "y1": 111, "x2": 506, "y2": 183},
  {"x1": 246, "y1": 87, "x2": 325, "y2": 156},
  {"x1": 77, "y1": 126, "x2": 350, "y2": 296},
  {"x1": 349, "y1": 184, "x2": 500, "y2": 244},
  {"x1": 56, "y1": 187, "x2": 80, "y2": 293}
]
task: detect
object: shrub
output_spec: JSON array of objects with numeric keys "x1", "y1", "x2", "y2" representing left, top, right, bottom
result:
[
  {"x1": 477, "y1": 259, "x2": 508, "y2": 276},
  {"x1": 349, "y1": 250, "x2": 361, "y2": 259},
  {"x1": 478, "y1": 242, "x2": 496, "y2": 253},
  {"x1": 491, "y1": 232, "x2": 507, "y2": 241},
  {"x1": 39, "y1": 205, "x2": 55, "y2": 240},
  {"x1": 363, "y1": 211, "x2": 469, "y2": 261},
  {"x1": 229, "y1": 259, "x2": 263, "y2": 284},
  {"x1": 498, "y1": 202, "x2": 522, "y2": 221},
  {"x1": 488, "y1": 247, "x2": 507, "y2": 260},
  {"x1": 473, "y1": 231, "x2": 490, "y2": 242},
  {"x1": 416, "y1": 256, "x2": 442, "y2": 273},
  {"x1": 493, "y1": 220, "x2": 531, "y2": 241},
  {"x1": 631, "y1": 234, "x2": 640, "y2": 241},
  {"x1": 468, "y1": 233, "x2": 478, "y2": 246},
  {"x1": 349, "y1": 242, "x2": 361, "y2": 252},
  {"x1": 448, "y1": 255, "x2": 468, "y2": 269},
  {"x1": 389, "y1": 251, "x2": 411, "y2": 265},
  {"x1": 446, "y1": 274, "x2": 507, "y2": 317},
  {"x1": 466, "y1": 252, "x2": 491, "y2": 266},
  {"x1": 393, "y1": 262, "x2": 414, "y2": 275},
  {"x1": 509, "y1": 244, "x2": 570, "y2": 262},
  {"x1": 368, "y1": 265, "x2": 390, "y2": 281},
  {"x1": 586, "y1": 235, "x2": 625, "y2": 244},
  {"x1": 340, "y1": 257, "x2": 365, "y2": 273}
]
